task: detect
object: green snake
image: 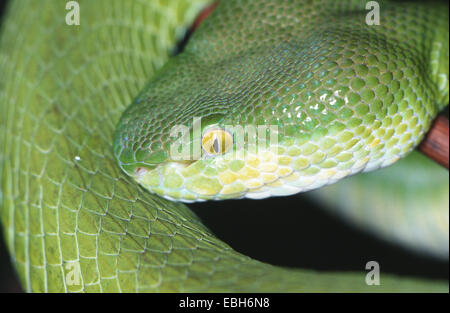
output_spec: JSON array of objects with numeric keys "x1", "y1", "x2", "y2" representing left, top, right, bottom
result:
[{"x1": 0, "y1": 0, "x2": 448, "y2": 292}]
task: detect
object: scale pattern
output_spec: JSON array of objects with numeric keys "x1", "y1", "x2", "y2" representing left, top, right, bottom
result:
[{"x1": 0, "y1": 0, "x2": 448, "y2": 292}]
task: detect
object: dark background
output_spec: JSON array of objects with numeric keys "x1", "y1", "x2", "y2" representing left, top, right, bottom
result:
[
  {"x1": 0, "y1": 0, "x2": 22, "y2": 293},
  {"x1": 0, "y1": 0, "x2": 448, "y2": 292}
]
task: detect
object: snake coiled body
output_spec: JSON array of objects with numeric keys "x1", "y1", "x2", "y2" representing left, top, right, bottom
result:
[{"x1": 0, "y1": 0, "x2": 448, "y2": 292}]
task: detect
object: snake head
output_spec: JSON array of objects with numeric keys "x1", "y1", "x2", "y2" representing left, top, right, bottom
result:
[
  {"x1": 113, "y1": 0, "x2": 448, "y2": 202},
  {"x1": 113, "y1": 88, "x2": 286, "y2": 202}
]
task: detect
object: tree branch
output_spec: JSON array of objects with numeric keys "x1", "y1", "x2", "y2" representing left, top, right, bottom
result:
[{"x1": 418, "y1": 114, "x2": 449, "y2": 169}]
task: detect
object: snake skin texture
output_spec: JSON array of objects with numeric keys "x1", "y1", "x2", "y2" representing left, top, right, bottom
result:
[{"x1": 0, "y1": 0, "x2": 448, "y2": 292}]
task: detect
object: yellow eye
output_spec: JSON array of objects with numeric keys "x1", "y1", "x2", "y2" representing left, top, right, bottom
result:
[{"x1": 202, "y1": 128, "x2": 233, "y2": 156}]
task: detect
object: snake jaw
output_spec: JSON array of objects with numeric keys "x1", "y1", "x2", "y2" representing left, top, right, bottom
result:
[{"x1": 126, "y1": 127, "x2": 422, "y2": 202}]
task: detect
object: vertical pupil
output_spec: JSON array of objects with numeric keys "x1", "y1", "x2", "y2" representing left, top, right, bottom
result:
[
  {"x1": 202, "y1": 130, "x2": 231, "y2": 155},
  {"x1": 213, "y1": 137, "x2": 219, "y2": 153}
]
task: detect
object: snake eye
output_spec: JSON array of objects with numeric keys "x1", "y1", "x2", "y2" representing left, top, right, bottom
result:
[{"x1": 202, "y1": 128, "x2": 233, "y2": 156}]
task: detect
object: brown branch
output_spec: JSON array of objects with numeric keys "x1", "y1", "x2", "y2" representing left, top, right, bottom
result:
[
  {"x1": 418, "y1": 114, "x2": 449, "y2": 169},
  {"x1": 192, "y1": 2, "x2": 219, "y2": 31}
]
